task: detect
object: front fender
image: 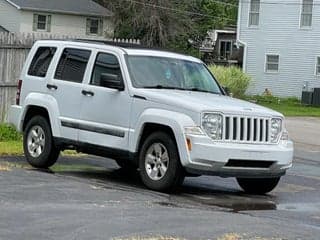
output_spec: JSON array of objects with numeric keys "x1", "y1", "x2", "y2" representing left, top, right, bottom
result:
[
  {"x1": 129, "y1": 108, "x2": 196, "y2": 166},
  {"x1": 22, "y1": 93, "x2": 61, "y2": 137}
]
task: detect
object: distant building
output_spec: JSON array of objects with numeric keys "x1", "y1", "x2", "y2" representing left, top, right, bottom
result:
[
  {"x1": 0, "y1": 0, "x2": 114, "y2": 38},
  {"x1": 200, "y1": 27, "x2": 243, "y2": 67},
  {"x1": 238, "y1": 0, "x2": 320, "y2": 97}
]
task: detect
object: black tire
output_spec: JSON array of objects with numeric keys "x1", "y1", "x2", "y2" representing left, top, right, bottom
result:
[
  {"x1": 115, "y1": 159, "x2": 137, "y2": 171},
  {"x1": 23, "y1": 115, "x2": 60, "y2": 169},
  {"x1": 139, "y1": 131, "x2": 185, "y2": 192},
  {"x1": 236, "y1": 177, "x2": 281, "y2": 194}
]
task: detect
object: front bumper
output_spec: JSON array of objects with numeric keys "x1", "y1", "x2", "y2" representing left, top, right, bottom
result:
[{"x1": 184, "y1": 134, "x2": 293, "y2": 178}]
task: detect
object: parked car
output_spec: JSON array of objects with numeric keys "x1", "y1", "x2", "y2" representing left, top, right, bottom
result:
[{"x1": 9, "y1": 40, "x2": 293, "y2": 193}]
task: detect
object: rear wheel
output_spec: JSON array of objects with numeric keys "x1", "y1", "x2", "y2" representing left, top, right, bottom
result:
[
  {"x1": 236, "y1": 177, "x2": 281, "y2": 194},
  {"x1": 23, "y1": 116, "x2": 60, "y2": 169},
  {"x1": 139, "y1": 132, "x2": 185, "y2": 192}
]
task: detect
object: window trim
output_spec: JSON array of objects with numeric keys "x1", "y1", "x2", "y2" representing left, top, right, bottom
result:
[
  {"x1": 315, "y1": 56, "x2": 320, "y2": 76},
  {"x1": 218, "y1": 40, "x2": 233, "y2": 60},
  {"x1": 300, "y1": 0, "x2": 313, "y2": 29},
  {"x1": 265, "y1": 54, "x2": 280, "y2": 73},
  {"x1": 86, "y1": 17, "x2": 103, "y2": 36},
  {"x1": 248, "y1": 0, "x2": 260, "y2": 27},
  {"x1": 33, "y1": 14, "x2": 51, "y2": 32}
]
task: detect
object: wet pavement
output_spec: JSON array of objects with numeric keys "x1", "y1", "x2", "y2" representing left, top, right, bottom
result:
[{"x1": 0, "y1": 150, "x2": 320, "y2": 239}]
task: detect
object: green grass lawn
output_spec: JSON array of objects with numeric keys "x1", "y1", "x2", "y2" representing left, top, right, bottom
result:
[
  {"x1": 246, "y1": 96, "x2": 320, "y2": 117},
  {"x1": 0, "y1": 141, "x2": 81, "y2": 156},
  {"x1": 0, "y1": 141, "x2": 23, "y2": 156}
]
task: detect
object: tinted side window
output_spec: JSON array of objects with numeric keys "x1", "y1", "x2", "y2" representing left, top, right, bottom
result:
[
  {"x1": 55, "y1": 48, "x2": 91, "y2": 83},
  {"x1": 90, "y1": 53, "x2": 122, "y2": 86},
  {"x1": 28, "y1": 47, "x2": 57, "y2": 77}
]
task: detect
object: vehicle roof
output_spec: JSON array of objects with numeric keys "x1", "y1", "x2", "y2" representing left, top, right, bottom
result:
[{"x1": 34, "y1": 40, "x2": 202, "y2": 63}]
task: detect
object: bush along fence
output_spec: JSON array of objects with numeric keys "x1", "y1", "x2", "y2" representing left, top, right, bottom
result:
[{"x1": 0, "y1": 32, "x2": 140, "y2": 122}]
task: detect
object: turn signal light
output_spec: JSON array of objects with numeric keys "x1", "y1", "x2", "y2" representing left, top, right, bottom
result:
[{"x1": 186, "y1": 138, "x2": 192, "y2": 151}]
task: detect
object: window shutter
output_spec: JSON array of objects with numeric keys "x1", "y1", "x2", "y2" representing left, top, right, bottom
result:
[
  {"x1": 86, "y1": 18, "x2": 91, "y2": 35},
  {"x1": 33, "y1": 14, "x2": 38, "y2": 31},
  {"x1": 47, "y1": 15, "x2": 51, "y2": 32},
  {"x1": 99, "y1": 18, "x2": 103, "y2": 36}
]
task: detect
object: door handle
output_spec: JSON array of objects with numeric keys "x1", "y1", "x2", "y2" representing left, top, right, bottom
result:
[
  {"x1": 82, "y1": 90, "x2": 94, "y2": 97},
  {"x1": 47, "y1": 84, "x2": 58, "y2": 90}
]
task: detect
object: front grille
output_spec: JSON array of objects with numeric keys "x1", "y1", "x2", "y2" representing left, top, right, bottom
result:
[{"x1": 223, "y1": 115, "x2": 270, "y2": 144}]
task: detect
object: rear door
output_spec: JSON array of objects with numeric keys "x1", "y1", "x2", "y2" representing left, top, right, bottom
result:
[{"x1": 47, "y1": 46, "x2": 92, "y2": 141}]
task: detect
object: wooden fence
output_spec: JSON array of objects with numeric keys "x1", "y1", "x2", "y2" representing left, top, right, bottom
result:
[{"x1": 0, "y1": 32, "x2": 140, "y2": 122}]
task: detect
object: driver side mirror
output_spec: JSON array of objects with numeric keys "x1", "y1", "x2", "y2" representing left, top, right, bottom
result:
[{"x1": 100, "y1": 73, "x2": 125, "y2": 91}]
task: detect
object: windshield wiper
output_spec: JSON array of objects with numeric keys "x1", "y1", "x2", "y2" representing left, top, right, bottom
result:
[
  {"x1": 143, "y1": 85, "x2": 221, "y2": 94},
  {"x1": 187, "y1": 88, "x2": 220, "y2": 95},
  {"x1": 143, "y1": 85, "x2": 185, "y2": 90}
]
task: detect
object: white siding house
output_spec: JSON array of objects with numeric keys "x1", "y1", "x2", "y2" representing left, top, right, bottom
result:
[
  {"x1": 0, "y1": 0, "x2": 114, "y2": 38},
  {"x1": 238, "y1": 0, "x2": 320, "y2": 97}
]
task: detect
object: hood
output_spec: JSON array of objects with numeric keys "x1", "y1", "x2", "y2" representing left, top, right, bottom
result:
[{"x1": 134, "y1": 89, "x2": 283, "y2": 117}]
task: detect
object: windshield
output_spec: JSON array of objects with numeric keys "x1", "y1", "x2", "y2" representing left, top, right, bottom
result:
[{"x1": 126, "y1": 56, "x2": 222, "y2": 94}]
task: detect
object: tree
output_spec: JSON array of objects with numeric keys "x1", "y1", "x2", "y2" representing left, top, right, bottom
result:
[{"x1": 98, "y1": 0, "x2": 238, "y2": 54}]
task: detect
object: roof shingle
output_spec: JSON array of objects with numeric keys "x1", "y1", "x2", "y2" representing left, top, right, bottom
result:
[{"x1": 6, "y1": 0, "x2": 112, "y2": 17}]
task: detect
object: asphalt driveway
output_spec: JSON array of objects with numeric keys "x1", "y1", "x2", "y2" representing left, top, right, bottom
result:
[{"x1": 1, "y1": 150, "x2": 320, "y2": 240}]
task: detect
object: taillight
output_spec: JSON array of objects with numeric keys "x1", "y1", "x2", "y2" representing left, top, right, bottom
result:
[{"x1": 16, "y1": 80, "x2": 22, "y2": 105}]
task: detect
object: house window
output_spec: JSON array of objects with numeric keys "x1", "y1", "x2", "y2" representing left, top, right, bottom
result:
[
  {"x1": 316, "y1": 57, "x2": 320, "y2": 75},
  {"x1": 249, "y1": 0, "x2": 260, "y2": 26},
  {"x1": 86, "y1": 18, "x2": 103, "y2": 35},
  {"x1": 219, "y1": 40, "x2": 232, "y2": 60},
  {"x1": 266, "y1": 55, "x2": 279, "y2": 72},
  {"x1": 33, "y1": 14, "x2": 51, "y2": 32},
  {"x1": 301, "y1": 0, "x2": 313, "y2": 27}
]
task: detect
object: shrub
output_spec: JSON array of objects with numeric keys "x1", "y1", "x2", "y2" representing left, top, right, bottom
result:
[
  {"x1": 209, "y1": 65, "x2": 251, "y2": 99},
  {"x1": 0, "y1": 124, "x2": 22, "y2": 141}
]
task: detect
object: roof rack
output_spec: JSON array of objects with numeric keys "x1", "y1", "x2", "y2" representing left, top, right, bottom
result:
[
  {"x1": 69, "y1": 39, "x2": 189, "y2": 56},
  {"x1": 73, "y1": 39, "x2": 146, "y2": 49}
]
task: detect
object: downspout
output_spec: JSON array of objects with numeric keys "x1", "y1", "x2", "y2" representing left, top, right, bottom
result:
[{"x1": 236, "y1": 0, "x2": 247, "y2": 73}]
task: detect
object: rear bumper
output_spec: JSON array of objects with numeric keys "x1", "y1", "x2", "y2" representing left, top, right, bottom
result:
[
  {"x1": 8, "y1": 105, "x2": 23, "y2": 131},
  {"x1": 184, "y1": 134, "x2": 293, "y2": 178}
]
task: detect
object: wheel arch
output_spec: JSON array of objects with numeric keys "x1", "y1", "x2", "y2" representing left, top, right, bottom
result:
[
  {"x1": 22, "y1": 93, "x2": 61, "y2": 137},
  {"x1": 130, "y1": 109, "x2": 196, "y2": 167}
]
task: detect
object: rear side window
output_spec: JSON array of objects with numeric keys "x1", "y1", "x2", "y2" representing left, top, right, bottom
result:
[
  {"x1": 28, "y1": 47, "x2": 57, "y2": 77},
  {"x1": 55, "y1": 48, "x2": 91, "y2": 83}
]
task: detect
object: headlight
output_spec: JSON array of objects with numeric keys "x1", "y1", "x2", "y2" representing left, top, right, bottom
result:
[
  {"x1": 202, "y1": 113, "x2": 223, "y2": 140},
  {"x1": 270, "y1": 118, "x2": 282, "y2": 143}
]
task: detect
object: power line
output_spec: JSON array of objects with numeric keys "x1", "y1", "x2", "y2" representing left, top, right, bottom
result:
[{"x1": 123, "y1": 0, "x2": 237, "y2": 22}]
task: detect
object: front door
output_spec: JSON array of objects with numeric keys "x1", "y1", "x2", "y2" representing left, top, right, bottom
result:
[{"x1": 79, "y1": 51, "x2": 132, "y2": 150}]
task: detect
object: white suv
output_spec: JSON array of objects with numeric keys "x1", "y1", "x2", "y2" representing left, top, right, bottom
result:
[{"x1": 9, "y1": 40, "x2": 293, "y2": 193}]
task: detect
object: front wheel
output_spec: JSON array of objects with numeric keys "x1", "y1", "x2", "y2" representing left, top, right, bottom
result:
[
  {"x1": 236, "y1": 177, "x2": 281, "y2": 194},
  {"x1": 23, "y1": 116, "x2": 60, "y2": 169},
  {"x1": 139, "y1": 132, "x2": 185, "y2": 192}
]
